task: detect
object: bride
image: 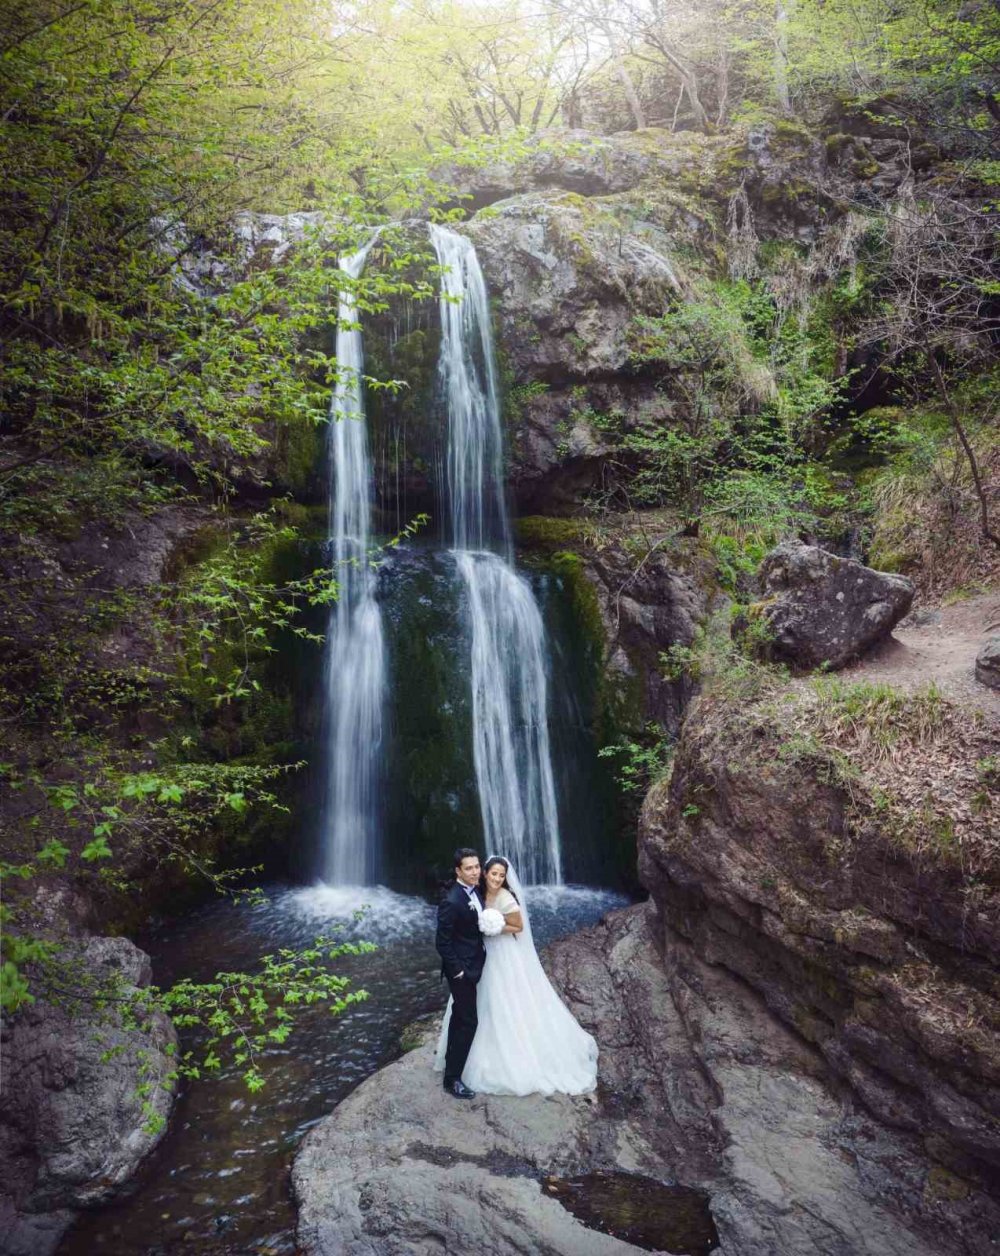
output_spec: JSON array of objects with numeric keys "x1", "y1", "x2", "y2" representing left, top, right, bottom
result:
[{"x1": 434, "y1": 856, "x2": 598, "y2": 1096}]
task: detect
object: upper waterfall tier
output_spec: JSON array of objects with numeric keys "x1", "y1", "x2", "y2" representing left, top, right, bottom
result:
[{"x1": 429, "y1": 223, "x2": 509, "y2": 554}]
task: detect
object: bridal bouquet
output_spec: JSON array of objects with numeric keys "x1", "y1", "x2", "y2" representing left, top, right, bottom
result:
[{"x1": 478, "y1": 907, "x2": 505, "y2": 937}]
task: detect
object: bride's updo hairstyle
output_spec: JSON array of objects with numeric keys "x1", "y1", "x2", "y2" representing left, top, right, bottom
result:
[{"x1": 481, "y1": 856, "x2": 519, "y2": 905}]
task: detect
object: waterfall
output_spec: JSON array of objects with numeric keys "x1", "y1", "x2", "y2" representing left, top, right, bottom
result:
[
  {"x1": 455, "y1": 550, "x2": 562, "y2": 884},
  {"x1": 430, "y1": 224, "x2": 563, "y2": 886},
  {"x1": 430, "y1": 224, "x2": 508, "y2": 553},
  {"x1": 320, "y1": 239, "x2": 384, "y2": 886}
]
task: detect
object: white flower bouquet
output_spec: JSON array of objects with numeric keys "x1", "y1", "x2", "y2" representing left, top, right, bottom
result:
[{"x1": 478, "y1": 907, "x2": 505, "y2": 937}]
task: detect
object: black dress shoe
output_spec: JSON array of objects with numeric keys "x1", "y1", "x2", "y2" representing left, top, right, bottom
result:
[{"x1": 443, "y1": 1077, "x2": 476, "y2": 1099}]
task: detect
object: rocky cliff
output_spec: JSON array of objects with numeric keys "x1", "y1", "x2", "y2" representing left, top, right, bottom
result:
[
  {"x1": 293, "y1": 575, "x2": 1000, "y2": 1255},
  {"x1": 640, "y1": 661, "x2": 1000, "y2": 1201},
  {"x1": 446, "y1": 120, "x2": 907, "y2": 514}
]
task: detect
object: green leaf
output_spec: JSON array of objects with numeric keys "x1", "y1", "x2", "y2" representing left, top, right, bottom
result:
[{"x1": 81, "y1": 836, "x2": 113, "y2": 862}]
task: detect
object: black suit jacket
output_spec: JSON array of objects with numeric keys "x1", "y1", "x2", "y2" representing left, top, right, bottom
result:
[{"x1": 435, "y1": 881, "x2": 487, "y2": 982}]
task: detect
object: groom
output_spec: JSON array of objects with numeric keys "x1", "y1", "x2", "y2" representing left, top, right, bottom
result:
[{"x1": 435, "y1": 847, "x2": 486, "y2": 1099}]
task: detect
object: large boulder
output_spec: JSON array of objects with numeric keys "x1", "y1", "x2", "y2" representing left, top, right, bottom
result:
[
  {"x1": 293, "y1": 904, "x2": 993, "y2": 1255},
  {"x1": 0, "y1": 936, "x2": 177, "y2": 1255},
  {"x1": 742, "y1": 540, "x2": 914, "y2": 670},
  {"x1": 975, "y1": 635, "x2": 1000, "y2": 691},
  {"x1": 463, "y1": 189, "x2": 682, "y2": 378}
]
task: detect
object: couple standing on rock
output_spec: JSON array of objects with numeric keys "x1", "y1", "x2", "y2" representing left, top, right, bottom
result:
[{"x1": 433, "y1": 847, "x2": 598, "y2": 1098}]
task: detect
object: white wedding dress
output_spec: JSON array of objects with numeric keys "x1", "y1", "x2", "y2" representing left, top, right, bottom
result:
[{"x1": 433, "y1": 867, "x2": 598, "y2": 1096}]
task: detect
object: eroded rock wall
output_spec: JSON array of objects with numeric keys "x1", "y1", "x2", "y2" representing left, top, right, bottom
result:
[{"x1": 639, "y1": 684, "x2": 1000, "y2": 1197}]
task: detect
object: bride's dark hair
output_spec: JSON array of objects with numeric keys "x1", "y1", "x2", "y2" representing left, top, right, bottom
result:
[{"x1": 481, "y1": 856, "x2": 519, "y2": 906}]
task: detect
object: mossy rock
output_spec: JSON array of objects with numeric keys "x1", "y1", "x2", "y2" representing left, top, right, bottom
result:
[
  {"x1": 772, "y1": 117, "x2": 816, "y2": 146},
  {"x1": 851, "y1": 157, "x2": 880, "y2": 180},
  {"x1": 923, "y1": 1165, "x2": 971, "y2": 1203},
  {"x1": 516, "y1": 515, "x2": 588, "y2": 549},
  {"x1": 824, "y1": 132, "x2": 853, "y2": 160},
  {"x1": 270, "y1": 417, "x2": 325, "y2": 498}
]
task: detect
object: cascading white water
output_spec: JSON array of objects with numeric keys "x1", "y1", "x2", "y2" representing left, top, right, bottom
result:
[
  {"x1": 430, "y1": 224, "x2": 563, "y2": 885},
  {"x1": 455, "y1": 550, "x2": 562, "y2": 884},
  {"x1": 430, "y1": 224, "x2": 507, "y2": 553},
  {"x1": 321, "y1": 240, "x2": 384, "y2": 885}
]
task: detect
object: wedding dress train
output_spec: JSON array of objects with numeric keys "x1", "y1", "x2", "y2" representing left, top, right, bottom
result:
[{"x1": 433, "y1": 869, "x2": 598, "y2": 1096}]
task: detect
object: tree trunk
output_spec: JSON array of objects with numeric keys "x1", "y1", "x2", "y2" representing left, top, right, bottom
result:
[
  {"x1": 926, "y1": 344, "x2": 1000, "y2": 549},
  {"x1": 602, "y1": 21, "x2": 646, "y2": 129},
  {"x1": 773, "y1": 0, "x2": 792, "y2": 113}
]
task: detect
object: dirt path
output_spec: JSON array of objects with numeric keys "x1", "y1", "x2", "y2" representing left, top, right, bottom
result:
[{"x1": 838, "y1": 589, "x2": 1000, "y2": 721}]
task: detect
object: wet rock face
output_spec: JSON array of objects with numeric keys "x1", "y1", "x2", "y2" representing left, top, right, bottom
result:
[
  {"x1": 638, "y1": 696, "x2": 1000, "y2": 1202},
  {"x1": 0, "y1": 937, "x2": 177, "y2": 1256},
  {"x1": 581, "y1": 536, "x2": 714, "y2": 735},
  {"x1": 742, "y1": 540, "x2": 915, "y2": 670},
  {"x1": 461, "y1": 189, "x2": 681, "y2": 510},
  {"x1": 975, "y1": 635, "x2": 1000, "y2": 690},
  {"x1": 293, "y1": 904, "x2": 993, "y2": 1256}
]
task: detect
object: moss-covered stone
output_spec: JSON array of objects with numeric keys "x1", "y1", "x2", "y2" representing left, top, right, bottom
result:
[
  {"x1": 516, "y1": 515, "x2": 588, "y2": 548},
  {"x1": 270, "y1": 417, "x2": 325, "y2": 499}
]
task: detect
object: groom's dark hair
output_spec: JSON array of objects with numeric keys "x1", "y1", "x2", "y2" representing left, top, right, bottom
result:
[{"x1": 453, "y1": 846, "x2": 479, "y2": 871}]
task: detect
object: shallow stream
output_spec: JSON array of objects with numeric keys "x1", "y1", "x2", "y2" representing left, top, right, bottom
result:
[{"x1": 60, "y1": 882, "x2": 627, "y2": 1254}]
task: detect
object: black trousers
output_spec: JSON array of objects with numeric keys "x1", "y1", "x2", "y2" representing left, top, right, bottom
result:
[{"x1": 444, "y1": 971, "x2": 479, "y2": 1082}]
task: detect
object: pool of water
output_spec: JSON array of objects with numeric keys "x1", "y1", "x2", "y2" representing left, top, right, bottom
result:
[
  {"x1": 544, "y1": 1171, "x2": 719, "y2": 1254},
  {"x1": 60, "y1": 881, "x2": 628, "y2": 1254}
]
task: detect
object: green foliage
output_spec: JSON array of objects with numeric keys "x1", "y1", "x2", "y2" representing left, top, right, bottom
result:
[
  {"x1": 178, "y1": 511, "x2": 335, "y2": 707},
  {"x1": 615, "y1": 271, "x2": 853, "y2": 545},
  {"x1": 693, "y1": 609, "x2": 791, "y2": 704},
  {"x1": 0, "y1": 1, "x2": 453, "y2": 539},
  {"x1": 659, "y1": 642, "x2": 703, "y2": 683},
  {"x1": 6, "y1": 917, "x2": 373, "y2": 1102},
  {"x1": 0, "y1": 745, "x2": 383, "y2": 1093},
  {"x1": 150, "y1": 934, "x2": 375, "y2": 1093},
  {"x1": 598, "y1": 723, "x2": 673, "y2": 794},
  {"x1": 807, "y1": 678, "x2": 947, "y2": 763},
  {"x1": 0, "y1": 757, "x2": 301, "y2": 1009},
  {"x1": 857, "y1": 392, "x2": 998, "y2": 581}
]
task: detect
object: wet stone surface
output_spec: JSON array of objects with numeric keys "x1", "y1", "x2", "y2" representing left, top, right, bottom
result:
[{"x1": 543, "y1": 1171, "x2": 718, "y2": 1255}]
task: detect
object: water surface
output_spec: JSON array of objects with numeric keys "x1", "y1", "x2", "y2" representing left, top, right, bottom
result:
[{"x1": 61, "y1": 882, "x2": 627, "y2": 1254}]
